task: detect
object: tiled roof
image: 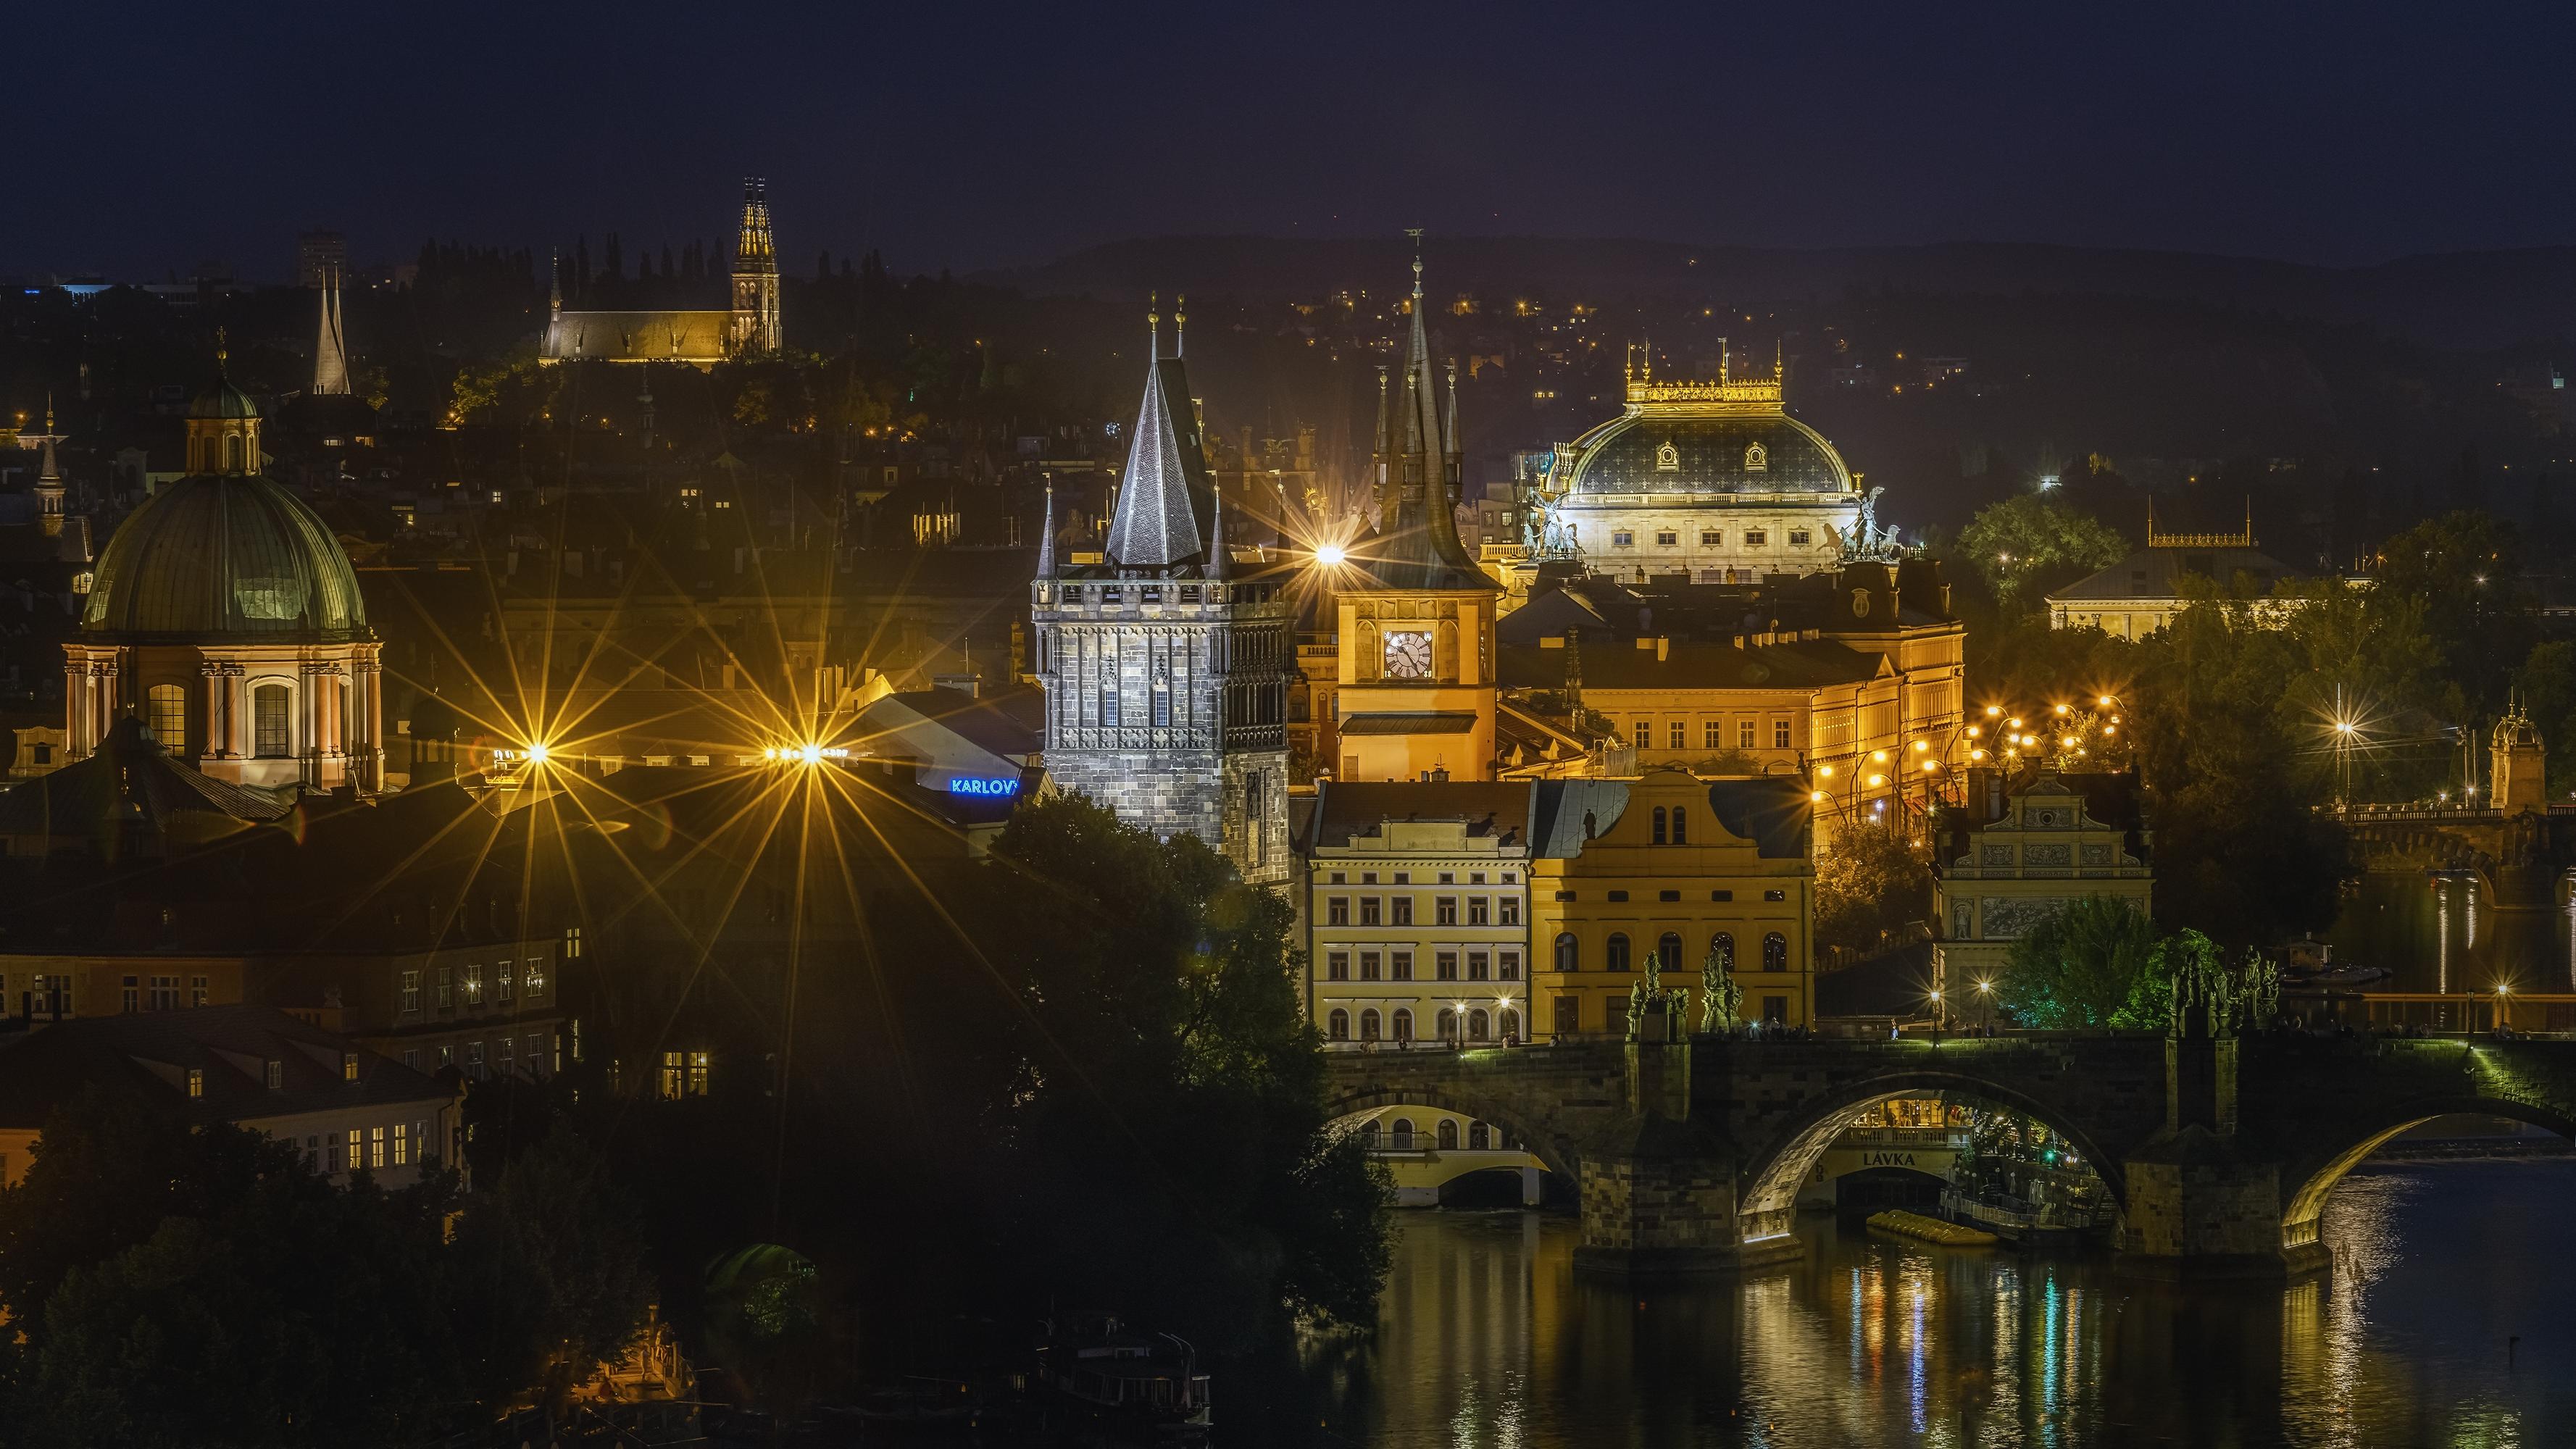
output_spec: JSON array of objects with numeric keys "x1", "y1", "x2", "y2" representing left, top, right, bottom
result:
[
  {"x1": 0, "y1": 1004, "x2": 454, "y2": 1131},
  {"x1": 2046, "y1": 546, "x2": 2299, "y2": 604},
  {"x1": 1304, "y1": 780, "x2": 1534, "y2": 850}
]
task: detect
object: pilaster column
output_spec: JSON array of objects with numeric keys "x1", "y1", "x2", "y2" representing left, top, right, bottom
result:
[
  {"x1": 222, "y1": 664, "x2": 244, "y2": 758},
  {"x1": 201, "y1": 662, "x2": 224, "y2": 761}
]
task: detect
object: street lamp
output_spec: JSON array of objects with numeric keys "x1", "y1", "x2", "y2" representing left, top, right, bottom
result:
[
  {"x1": 1930, "y1": 988, "x2": 1946, "y2": 1043},
  {"x1": 1314, "y1": 543, "x2": 1347, "y2": 567},
  {"x1": 2496, "y1": 981, "x2": 2513, "y2": 1036},
  {"x1": 1975, "y1": 978, "x2": 1994, "y2": 1035}
]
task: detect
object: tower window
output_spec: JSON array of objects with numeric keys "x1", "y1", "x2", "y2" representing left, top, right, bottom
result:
[
  {"x1": 1700, "y1": 530, "x2": 1720, "y2": 546},
  {"x1": 1656, "y1": 531, "x2": 1677, "y2": 546},
  {"x1": 1789, "y1": 529, "x2": 1812, "y2": 546}
]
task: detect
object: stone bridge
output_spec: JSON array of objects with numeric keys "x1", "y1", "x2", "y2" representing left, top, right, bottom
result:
[
  {"x1": 2343, "y1": 807, "x2": 2576, "y2": 906},
  {"x1": 1322, "y1": 1032, "x2": 2576, "y2": 1279}
]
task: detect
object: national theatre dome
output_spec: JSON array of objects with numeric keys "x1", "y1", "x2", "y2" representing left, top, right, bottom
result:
[
  {"x1": 81, "y1": 473, "x2": 369, "y2": 641},
  {"x1": 1564, "y1": 411, "x2": 1853, "y2": 496},
  {"x1": 1542, "y1": 349, "x2": 1866, "y2": 583}
]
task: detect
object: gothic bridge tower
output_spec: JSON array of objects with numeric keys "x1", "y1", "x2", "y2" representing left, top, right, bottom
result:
[{"x1": 1031, "y1": 298, "x2": 1294, "y2": 884}]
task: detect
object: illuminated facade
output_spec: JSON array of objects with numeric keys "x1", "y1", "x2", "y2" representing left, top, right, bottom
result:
[
  {"x1": 2044, "y1": 504, "x2": 2304, "y2": 638},
  {"x1": 1930, "y1": 771, "x2": 2150, "y2": 1001},
  {"x1": 62, "y1": 355, "x2": 383, "y2": 792},
  {"x1": 542, "y1": 177, "x2": 783, "y2": 367},
  {"x1": 1300, "y1": 781, "x2": 1533, "y2": 1048},
  {"x1": 1496, "y1": 563, "x2": 1967, "y2": 822},
  {"x1": 1331, "y1": 249, "x2": 1504, "y2": 782},
  {"x1": 1032, "y1": 308, "x2": 1294, "y2": 884},
  {"x1": 1543, "y1": 346, "x2": 1862, "y2": 583},
  {"x1": 1527, "y1": 770, "x2": 1816, "y2": 1037}
]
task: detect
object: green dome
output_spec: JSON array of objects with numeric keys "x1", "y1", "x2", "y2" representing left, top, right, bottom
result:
[
  {"x1": 82, "y1": 475, "x2": 368, "y2": 640},
  {"x1": 1567, "y1": 412, "x2": 1853, "y2": 496},
  {"x1": 188, "y1": 377, "x2": 260, "y2": 420}
]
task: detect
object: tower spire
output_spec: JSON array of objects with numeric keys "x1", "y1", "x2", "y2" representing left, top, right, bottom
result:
[
  {"x1": 1206, "y1": 475, "x2": 1230, "y2": 579},
  {"x1": 1175, "y1": 293, "x2": 1185, "y2": 359},
  {"x1": 312, "y1": 266, "x2": 351, "y2": 396},
  {"x1": 730, "y1": 176, "x2": 780, "y2": 354},
  {"x1": 1037, "y1": 474, "x2": 1058, "y2": 579},
  {"x1": 1101, "y1": 309, "x2": 1209, "y2": 570},
  {"x1": 1147, "y1": 291, "x2": 1159, "y2": 360}
]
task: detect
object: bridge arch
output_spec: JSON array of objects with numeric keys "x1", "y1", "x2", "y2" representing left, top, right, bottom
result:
[
  {"x1": 2280, "y1": 1095, "x2": 2576, "y2": 1250},
  {"x1": 1735, "y1": 1069, "x2": 2133, "y2": 1231},
  {"x1": 1322, "y1": 1083, "x2": 1579, "y2": 1180}
]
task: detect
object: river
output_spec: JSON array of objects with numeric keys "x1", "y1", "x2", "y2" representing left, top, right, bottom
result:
[
  {"x1": 2326, "y1": 871, "x2": 2576, "y2": 995},
  {"x1": 1291, "y1": 1159, "x2": 2576, "y2": 1446}
]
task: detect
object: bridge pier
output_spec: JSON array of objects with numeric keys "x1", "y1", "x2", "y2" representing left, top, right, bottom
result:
[
  {"x1": 2117, "y1": 1038, "x2": 2324, "y2": 1281},
  {"x1": 1571, "y1": 1042, "x2": 1803, "y2": 1277}
]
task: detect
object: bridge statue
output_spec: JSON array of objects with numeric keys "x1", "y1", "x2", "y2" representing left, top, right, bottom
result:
[{"x1": 1323, "y1": 1024, "x2": 2576, "y2": 1280}]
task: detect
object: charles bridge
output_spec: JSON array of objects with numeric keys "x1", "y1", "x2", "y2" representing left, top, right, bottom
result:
[{"x1": 1322, "y1": 1030, "x2": 2576, "y2": 1278}]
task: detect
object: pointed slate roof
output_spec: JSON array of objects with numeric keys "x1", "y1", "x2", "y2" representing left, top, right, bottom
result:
[
  {"x1": 1349, "y1": 243, "x2": 1493, "y2": 594},
  {"x1": 1103, "y1": 355, "x2": 1209, "y2": 571}
]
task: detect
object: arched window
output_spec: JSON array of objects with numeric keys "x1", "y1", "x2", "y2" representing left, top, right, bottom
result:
[
  {"x1": 145, "y1": 684, "x2": 188, "y2": 756},
  {"x1": 1658, "y1": 933, "x2": 1683, "y2": 974},
  {"x1": 1554, "y1": 932, "x2": 1579, "y2": 972},
  {"x1": 1437, "y1": 1009, "x2": 1458, "y2": 1043},
  {"x1": 253, "y1": 683, "x2": 292, "y2": 758},
  {"x1": 1712, "y1": 932, "x2": 1736, "y2": 970},
  {"x1": 1671, "y1": 806, "x2": 1688, "y2": 844},
  {"x1": 1763, "y1": 932, "x2": 1789, "y2": 972},
  {"x1": 1651, "y1": 806, "x2": 1667, "y2": 844},
  {"x1": 1438, "y1": 1119, "x2": 1459, "y2": 1150},
  {"x1": 1469, "y1": 1121, "x2": 1491, "y2": 1149},
  {"x1": 1469, "y1": 1009, "x2": 1490, "y2": 1041},
  {"x1": 1359, "y1": 1008, "x2": 1381, "y2": 1042},
  {"x1": 1499, "y1": 1008, "x2": 1521, "y2": 1041},
  {"x1": 1606, "y1": 933, "x2": 1630, "y2": 972},
  {"x1": 1391, "y1": 1008, "x2": 1414, "y2": 1043},
  {"x1": 1392, "y1": 1118, "x2": 1414, "y2": 1151},
  {"x1": 1360, "y1": 1120, "x2": 1380, "y2": 1151},
  {"x1": 222, "y1": 433, "x2": 242, "y2": 472},
  {"x1": 1327, "y1": 1009, "x2": 1350, "y2": 1040}
]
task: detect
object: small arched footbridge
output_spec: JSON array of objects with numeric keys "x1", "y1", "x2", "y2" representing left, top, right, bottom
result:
[{"x1": 1322, "y1": 1033, "x2": 2576, "y2": 1279}]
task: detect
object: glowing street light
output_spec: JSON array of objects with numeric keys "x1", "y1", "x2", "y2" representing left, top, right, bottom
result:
[
  {"x1": 523, "y1": 742, "x2": 551, "y2": 766},
  {"x1": 1314, "y1": 543, "x2": 1347, "y2": 567},
  {"x1": 797, "y1": 743, "x2": 825, "y2": 766}
]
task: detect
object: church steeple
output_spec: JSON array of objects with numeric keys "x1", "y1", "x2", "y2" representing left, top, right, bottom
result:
[
  {"x1": 312, "y1": 267, "x2": 350, "y2": 396},
  {"x1": 1101, "y1": 298, "x2": 1211, "y2": 572},
  {"x1": 1036, "y1": 475, "x2": 1058, "y2": 579},
  {"x1": 36, "y1": 397, "x2": 64, "y2": 535},
  {"x1": 1357, "y1": 234, "x2": 1487, "y2": 590},
  {"x1": 730, "y1": 176, "x2": 781, "y2": 355}
]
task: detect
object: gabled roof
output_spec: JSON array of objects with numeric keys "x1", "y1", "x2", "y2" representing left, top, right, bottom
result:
[
  {"x1": 1527, "y1": 775, "x2": 1811, "y2": 859},
  {"x1": 2047, "y1": 546, "x2": 2299, "y2": 604}
]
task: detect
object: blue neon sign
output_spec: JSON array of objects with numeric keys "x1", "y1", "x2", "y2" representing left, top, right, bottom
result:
[{"x1": 947, "y1": 776, "x2": 1021, "y2": 798}]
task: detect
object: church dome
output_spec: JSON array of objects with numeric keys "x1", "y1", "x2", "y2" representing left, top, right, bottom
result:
[
  {"x1": 188, "y1": 376, "x2": 260, "y2": 420},
  {"x1": 1565, "y1": 412, "x2": 1854, "y2": 496},
  {"x1": 81, "y1": 474, "x2": 368, "y2": 640}
]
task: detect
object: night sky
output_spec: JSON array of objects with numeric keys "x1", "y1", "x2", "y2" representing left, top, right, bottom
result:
[{"x1": 12, "y1": 1, "x2": 2573, "y2": 280}]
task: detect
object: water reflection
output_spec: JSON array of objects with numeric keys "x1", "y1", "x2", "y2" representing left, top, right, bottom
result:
[
  {"x1": 1308, "y1": 1161, "x2": 2576, "y2": 1447},
  {"x1": 2328, "y1": 872, "x2": 2574, "y2": 995}
]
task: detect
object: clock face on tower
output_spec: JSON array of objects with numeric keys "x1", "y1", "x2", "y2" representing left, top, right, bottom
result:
[{"x1": 1383, "y1": 630, "x2": 1433, "y2": 680}]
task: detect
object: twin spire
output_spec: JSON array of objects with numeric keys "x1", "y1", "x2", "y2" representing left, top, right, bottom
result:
[{"x1": 312, "y1": 267, "x2": 350, "y2": 396}]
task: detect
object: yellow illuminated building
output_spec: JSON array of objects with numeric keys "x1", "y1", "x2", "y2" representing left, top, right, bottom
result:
[{"x1": 1527, "y1": 769, "x2": 1815, "y2": 1037}]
